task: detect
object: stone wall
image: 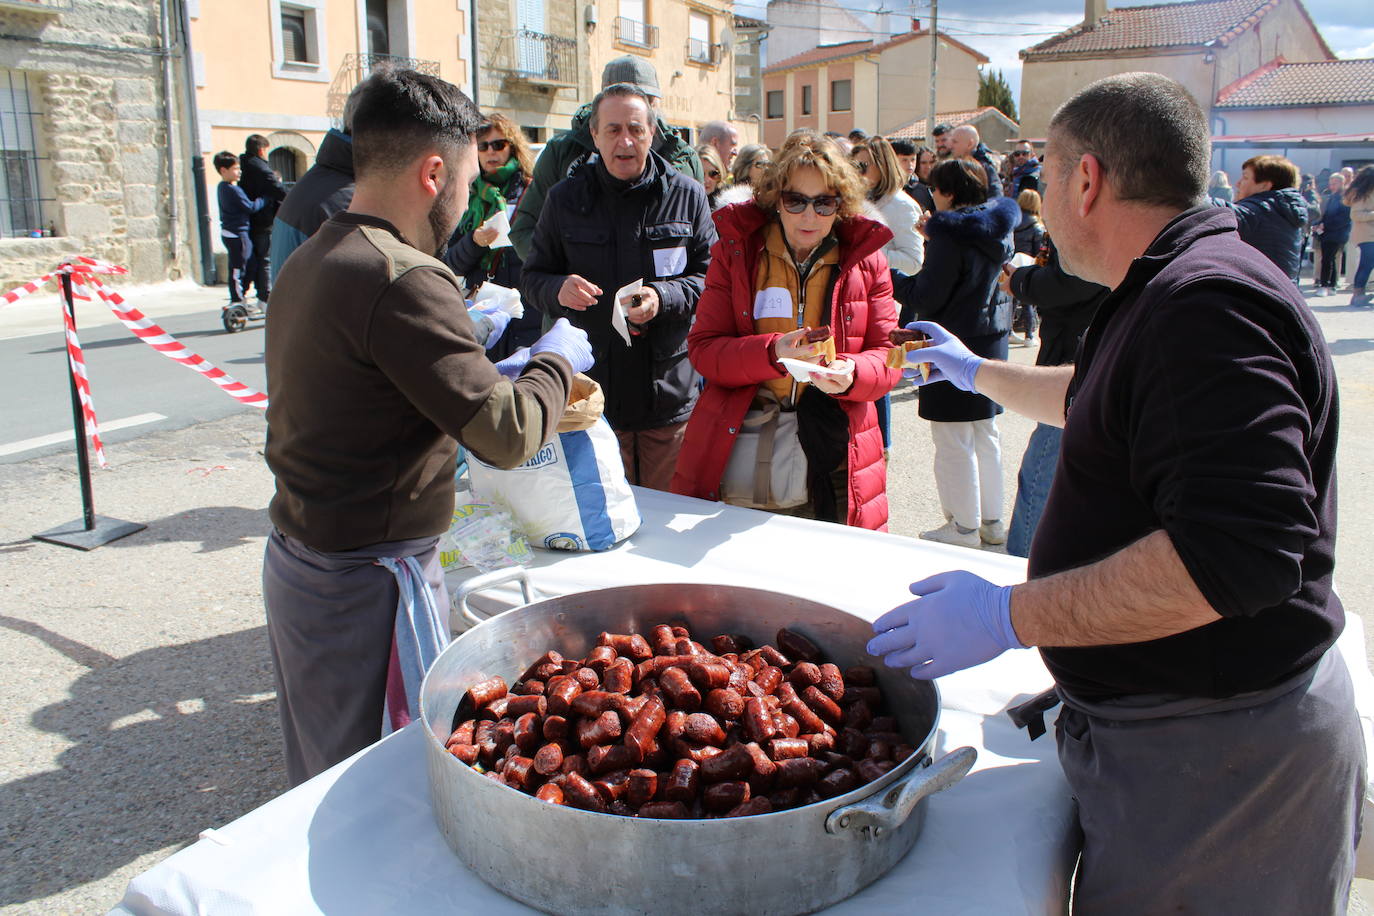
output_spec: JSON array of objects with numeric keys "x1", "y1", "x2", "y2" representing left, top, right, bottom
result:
[{"x1": 0, "y1": 1, "x2": 192, "y2": 295}]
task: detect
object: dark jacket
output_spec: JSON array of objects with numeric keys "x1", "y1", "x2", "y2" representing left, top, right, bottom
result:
[
  {"x1": 1008, "y1": 157, "x2": 1041, "y2": 196},
  {"x1": 1317, "y1": 191, "x2": 1352, "y2": 244},
  {"x1": 902, "y1": 177, "x2": 935, "y2": 214},
  {"x1": 443, "y1": 170, "x2": 539, "y2": 360},
  {"x1": 1210, "y1": 188, "x2": 1307, "y2": 281},
  {"x1": 1013, "y1": 211, "x2": 1046, "y2": 257},
  {"x1": 971, "y1": 143, "x2": 1003, "y2": 198},
  {"x1": 893, "y1": 195, "x2": 1017, "y2": 422},
  {"x1": 216, "y1": 181, "x2": 267, "y2": 235},
  {"x1": 1009, "y1": 241, "x2": 1107, "y2": 367},
  {"x1": 521, "y1": 150, "x2": 716, "y2": 431},
  {"x1": 510, "y1": 104, "x2": 703, "y2": 260},
  {"x1": 238, "y1": 153, "x2": 288, "y2": 230},
  {"x1": 270, "y1": 128, "x2": 356, "y2": 277},
  {"x1": 1034, "y1": 206, "x2": 1341, "y2": 700}
]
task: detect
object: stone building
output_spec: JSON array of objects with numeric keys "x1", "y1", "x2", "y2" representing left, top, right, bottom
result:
[
  {"x1": 0, "y1": 0, "x2": 191, "y2": 292},
  {"x1": 474, "y1": 0, "x2": 589, "y2": 142}
]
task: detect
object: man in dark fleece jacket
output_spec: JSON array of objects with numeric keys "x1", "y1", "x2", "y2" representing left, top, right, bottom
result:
[
  {"x1": 509, "y1": 56, "x2": 702, "y2": 261},
  {"x1": 872, "y1": 74, "x2": 1362, "y2": 914},
  {"x1": 262, "y1": 69, "x2": 589, "y2": 786},
  {"x1": 1210, "y1": 154, "x2": 1307, "y2": 281},
  {"x1": 521, "y1": 84, "x2": 715, "y2": 491},
  {"x1": 269, "y1": 126, "x2": 356, "y2": 278}
]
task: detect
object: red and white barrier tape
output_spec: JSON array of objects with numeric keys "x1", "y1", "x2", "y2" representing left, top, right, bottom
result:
[
  {"x1": 76, "y1": 274, "x2": 268, "y2": 409},
  {"x1": 2, "y1": 259, "x2": 268, "y2": 422},
  {"x1": 59, "y1": 290, "x2": 107, "y2": 468}
]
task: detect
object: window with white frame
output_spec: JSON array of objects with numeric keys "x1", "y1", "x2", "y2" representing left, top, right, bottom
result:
[
  {"x1": 270, "y1": 0, "x2": 329, "y2": 81},
  {"x1": 617, "y1": 0, "x2": 655, "y2": 47},
  {"x1": 687, "y1": 12, "x2": 713, "y2": 64},
  {"x1": 801, "y1": 84, "x2": 812, "y2": 116},
  {"x1": 0, "y1": 70, "x2": 53, "y2": 238}
]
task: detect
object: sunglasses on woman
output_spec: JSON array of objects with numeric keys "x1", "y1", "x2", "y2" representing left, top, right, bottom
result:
[
  {"x1": 707, "y1": 169, "x2": 721, "y2": 179},
  {"x1": 851, "y1": 160, "x2": 870, "y2": 174},
  {"x1": 477, "y1": 138, "x2": 509, "y2": 152},
  {"x1": 780, "y1": 191, "x2": 840, "y2": 216}
]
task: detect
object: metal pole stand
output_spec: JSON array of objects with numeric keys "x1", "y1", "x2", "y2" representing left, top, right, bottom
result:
[{"x1": 32, "y1": 271, "x2": 146, "y2": 551}]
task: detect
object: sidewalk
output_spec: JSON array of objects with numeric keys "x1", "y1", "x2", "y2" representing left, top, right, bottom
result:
[
  {"x1": 0, "y1": 281, "x2": 1372, "y2": 914},
  {"x1": 0, "y1": 278, "x2": 228, "y2": 342}
]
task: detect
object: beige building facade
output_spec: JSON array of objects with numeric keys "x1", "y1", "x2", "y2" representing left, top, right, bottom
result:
[
  {"x1": 1018, "y1": 0, "x2": 1333, "y2": 138},
  {"x1": 0, "y1": 0, "x2": 190, "y2": 292},
  {"x1": 582, "y1": 0, "x2": 741, "y2": 143},
  {"x1": 190, "y1": 0, "x2": 472, "y2": 269},
  {"x1": 474, "y1": 0, "x2": 589, "y2": 141},
  {"x1": 761, "y1": 27, "x2": 986, "y2": 149}
]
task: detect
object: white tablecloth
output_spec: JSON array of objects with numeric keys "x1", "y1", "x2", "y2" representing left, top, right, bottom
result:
[{"x1": 112, "y1": 489, "x2": 1374, "y2": 915}]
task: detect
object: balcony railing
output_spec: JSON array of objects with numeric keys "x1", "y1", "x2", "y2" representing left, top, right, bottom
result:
[
  {"x1": 615, "y1": 16, "x2": 659, "y2": 49},
  {"x1": 328, "y1": 52, "x2": 440, "y2": 121},
  {"x1": 351, "y1": 52, "x2": 440, "y2": 77},
  {"x1": 511, "y1": 29, "x2": 578, "y2": 86},
  {"x1": 686, "y1": 38, "x2": 721, "y2": 66}
]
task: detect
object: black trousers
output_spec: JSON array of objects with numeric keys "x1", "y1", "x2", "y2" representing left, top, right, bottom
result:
[
  {"x1": 248, "y1": 226, "x2": 273, "y2": 300},
  {"x1": 1320, "y1": 237, "x2": 1347, "y2": 288},
  {"x1": 223, "y1": 231, "x2": 252, "y2": 303}
]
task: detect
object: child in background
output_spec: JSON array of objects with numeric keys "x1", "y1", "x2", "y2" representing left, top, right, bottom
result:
[
  {"x1": 1010, "y1": 189, "x2": 1047, "y2": 345},
  {"x1": 214, "y1": 151, "x2": 268, "y2": 315}
]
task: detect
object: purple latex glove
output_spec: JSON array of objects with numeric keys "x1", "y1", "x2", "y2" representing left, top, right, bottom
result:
[
  {"x1": 493, "y1": 346, "x2": 531, "y2": 379},
  {"x1": 902, "y1": 321, "x2": 984, "y2": 392},
  {"x1": 530, "y1": 317, "x2": 594, "y2": 375},
  {"x1": 867, "y1": 571, "x2": 1023, "y2": 679},
  {"x1": 467, "y1": 305, "x2": 512, "y2": 350}
]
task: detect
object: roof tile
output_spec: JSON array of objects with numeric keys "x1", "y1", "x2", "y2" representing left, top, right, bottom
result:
[
  {"x1": 1215, "y1": 58, "x2": 1374, "y2": 107},
  {"x1": 887, "y1": 107, "x2": 1015, "y2": 140},
  {"x1": 1021, "y1": 0, "x2": 1279, "y2": 58}
]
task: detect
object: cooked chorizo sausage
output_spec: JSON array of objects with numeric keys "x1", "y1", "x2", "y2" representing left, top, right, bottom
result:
[
  {"x1": 699, "y1": 742, "x2": 753, "y2": 782},
  {"x1": 775, "y1": 628, "x2": 821, "y2": 663},
  {"x1": 533, "y1": 742, "x2": 564, "y2": 776},
  {"x1": 743, "y1": 698, "x2": 777, "y2": 743},
  {"x1": 625, "y1": 695, "x2": 667, "y2": 758},
  {"x1": 545, "y1": 676, "x2": 582, "y2": 717},
  {"x1": 724, "y1": 797, "x2": 773, "y2": 818},
  {"x1": 518, "y1": 651, "x2": 564, "y2": 684},
  {"x1": 506, "y1": 695, "x2": 547, "y2": 718},
  {"x1": 703, "y1": 781, "x2": 750, "y2": 812},
  {"x1": 682, "y1": 713, "x2": 727, "y2": 747},
  {"x1": 576, "y1": 710, "x2": 623, "y2": 748},
  {"x1": 659, "y1": 666, "x2": 702, "y2": 711},
  {"x1": 535, "y1": 782, "x2": 565, "y2": 805},
  {"x1": 626, "y1": 769, "x2": 658, "y2": 807},
  {"x1": 773, "y1": 757, "x2": 825, "y2": 788},
  {"x1": 663, "y1": 759, "x2": 700, "y2": 801},
  {"x1": 602, "y1": 658, "x2": 634, "y2": 694},
  {"x1": 447, "y1": 744, "x2": 479, "y2": 765},
  {"x1": 705, "y1": 687, "x2": 746, "y2": 720},
  {"x1": 563, "y1": 771, "x2": 608, "y2": 813},
  {"x1": 768, "y1": 737, "x2": 810, "y2": 760},
  {"x1": 513, "y1": 712, "x2": 542, "y2": 753},
  {"x1": 817, "y1": 663, "x2": 845, "y2": 702},
  {"x1": 802, "y1": 685, "x2": 843, "y2": 725},
  {"x1": 638, "y1": 801, "x2": 690, "y2": 819}
]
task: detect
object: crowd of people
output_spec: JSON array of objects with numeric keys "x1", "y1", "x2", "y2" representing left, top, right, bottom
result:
[{"x1": 248, "y1": 61, "x2": 1363, "y2": 913}]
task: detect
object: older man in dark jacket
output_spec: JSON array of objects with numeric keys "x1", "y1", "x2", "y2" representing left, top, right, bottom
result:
[
  {"x1": 1211, "y1": 155, "x2": 1307, "y2": 282},
  {"x1": 521, "y1": 84, "x2": 716, "y2": 490}
]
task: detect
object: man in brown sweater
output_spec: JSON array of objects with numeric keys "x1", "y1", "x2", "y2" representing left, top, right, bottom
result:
[{"x1": 262, "y1": 68, "x2": 591, "y2": 785}]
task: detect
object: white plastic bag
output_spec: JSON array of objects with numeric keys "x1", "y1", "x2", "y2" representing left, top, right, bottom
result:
[
  {"x1": 468, "y1": 378, "x2": 640, "y2": 551},
  {"x1": 438, "y1": 500, "x2": 533, "y2": 572}
]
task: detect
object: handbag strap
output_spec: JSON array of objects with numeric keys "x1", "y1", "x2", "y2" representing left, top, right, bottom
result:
[{"x1": 751, "y1": 399, "x2": 781, "y2": 507}]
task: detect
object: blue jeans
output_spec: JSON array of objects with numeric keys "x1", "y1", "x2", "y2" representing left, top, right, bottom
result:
[
  {"x1": 1354, "y1": 242, "x2": 1374, "y2": 292},
  {"x1": 1006, "y1": 422, "x2": 1062, "y2": 558}
]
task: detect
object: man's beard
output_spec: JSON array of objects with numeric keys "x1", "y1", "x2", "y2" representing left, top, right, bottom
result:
[{"x1": 427, "y1": 178, "x2": 461, "y2": 258}]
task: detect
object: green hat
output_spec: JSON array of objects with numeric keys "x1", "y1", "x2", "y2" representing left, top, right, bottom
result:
[{"x1": 601, "y1": 55, "x2": 661, "y2": 98}]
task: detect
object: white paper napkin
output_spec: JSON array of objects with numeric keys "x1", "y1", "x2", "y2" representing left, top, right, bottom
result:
[
  {"x1": 778, "y1": 357, "x2": 850, "y2": 383},
  {"x1": 479, "y1": 209, "x2": 512, "y2": 249},
  {"x1": 610, "y1": 278, "x2": 642, "y2": 346}
]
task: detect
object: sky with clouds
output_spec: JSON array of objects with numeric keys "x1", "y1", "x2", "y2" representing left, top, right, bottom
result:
[{"x1": 738, "y1": 0, "x2": 1374, "y2": 103}]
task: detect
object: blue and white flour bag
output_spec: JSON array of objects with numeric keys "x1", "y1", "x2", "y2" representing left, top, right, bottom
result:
[{"x1": 468, "y1": 376, "x2": 640, "y2": 551}]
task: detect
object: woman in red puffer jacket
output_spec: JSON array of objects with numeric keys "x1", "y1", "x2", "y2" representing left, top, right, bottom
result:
[{"x1": 671, "y1": 131, "x2": 901, "y2": 530}]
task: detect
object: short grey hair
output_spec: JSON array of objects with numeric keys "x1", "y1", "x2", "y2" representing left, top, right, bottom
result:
[
  {"x1": 589, "y1": 83, "x2": 654, "y2": 132},
  {"x1": 1049, "y1": 72, "x2": 1210, "y2": 210},
  {"x1": 699, "y1": 120, "x2": 734, "y2": 145}
]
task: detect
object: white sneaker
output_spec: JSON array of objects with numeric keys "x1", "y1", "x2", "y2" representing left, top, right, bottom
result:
[
  {"x1": 979, "y1": 520, "x2": 1007, "y2": 545},
  {"x1": 919, "y1": 521, "x2": 981, "y2": 548},
  {"x1": 1008, "y1": 332, "x2": 1029, "y2": 347}
]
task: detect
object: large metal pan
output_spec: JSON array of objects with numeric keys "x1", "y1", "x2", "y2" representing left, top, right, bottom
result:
[{"x1": 420, "y1": 581, "x2": 975, "y2": 916}]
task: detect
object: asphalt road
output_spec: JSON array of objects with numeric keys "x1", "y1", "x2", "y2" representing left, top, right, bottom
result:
[{"x1": 0, "y1": 297, "x2": 267, "y2": 465}]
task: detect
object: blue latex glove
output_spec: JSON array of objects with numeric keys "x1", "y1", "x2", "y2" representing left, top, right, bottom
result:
[
  {"x1": 529, "y1": 317, "x2": 594, "y2": 375},
  {"x1": 866, "y1": 571, "x2": 1023, "y2": 679},
  {"x1": 901, "y1": 321, "x2": 984, "y2": 392},
  {"x1": 467, "y1": 305, "x2": 512, "y2": 350},
  {"x1": 493, "y1": 346, "x2": 531, "y2": 379}
]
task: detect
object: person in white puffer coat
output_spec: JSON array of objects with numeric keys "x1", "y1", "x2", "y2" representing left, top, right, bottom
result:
[
  {"x1": 851, "y1": 137, "x2": 924, "y2": 274},
  {"x1": 850, "y1": 136, "x2": 924, "y2": 456}
]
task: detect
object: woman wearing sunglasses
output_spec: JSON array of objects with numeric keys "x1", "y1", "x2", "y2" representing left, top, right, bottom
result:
[
  {"x1": 671, "y1": 131, "x2": 902, "y2": 529},
  {"x1": 892, "y1": 157, "x2": 1019, "y2": 549},
  {"x1": 442, "y1": 113, "x2": 541, "y2": 359},
  {"x1": 695, "y1": 144, "x2": 728, "y2": 210},
  {"x1": 729, "y1": 144, "x2": 773, "y2": 190}
]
